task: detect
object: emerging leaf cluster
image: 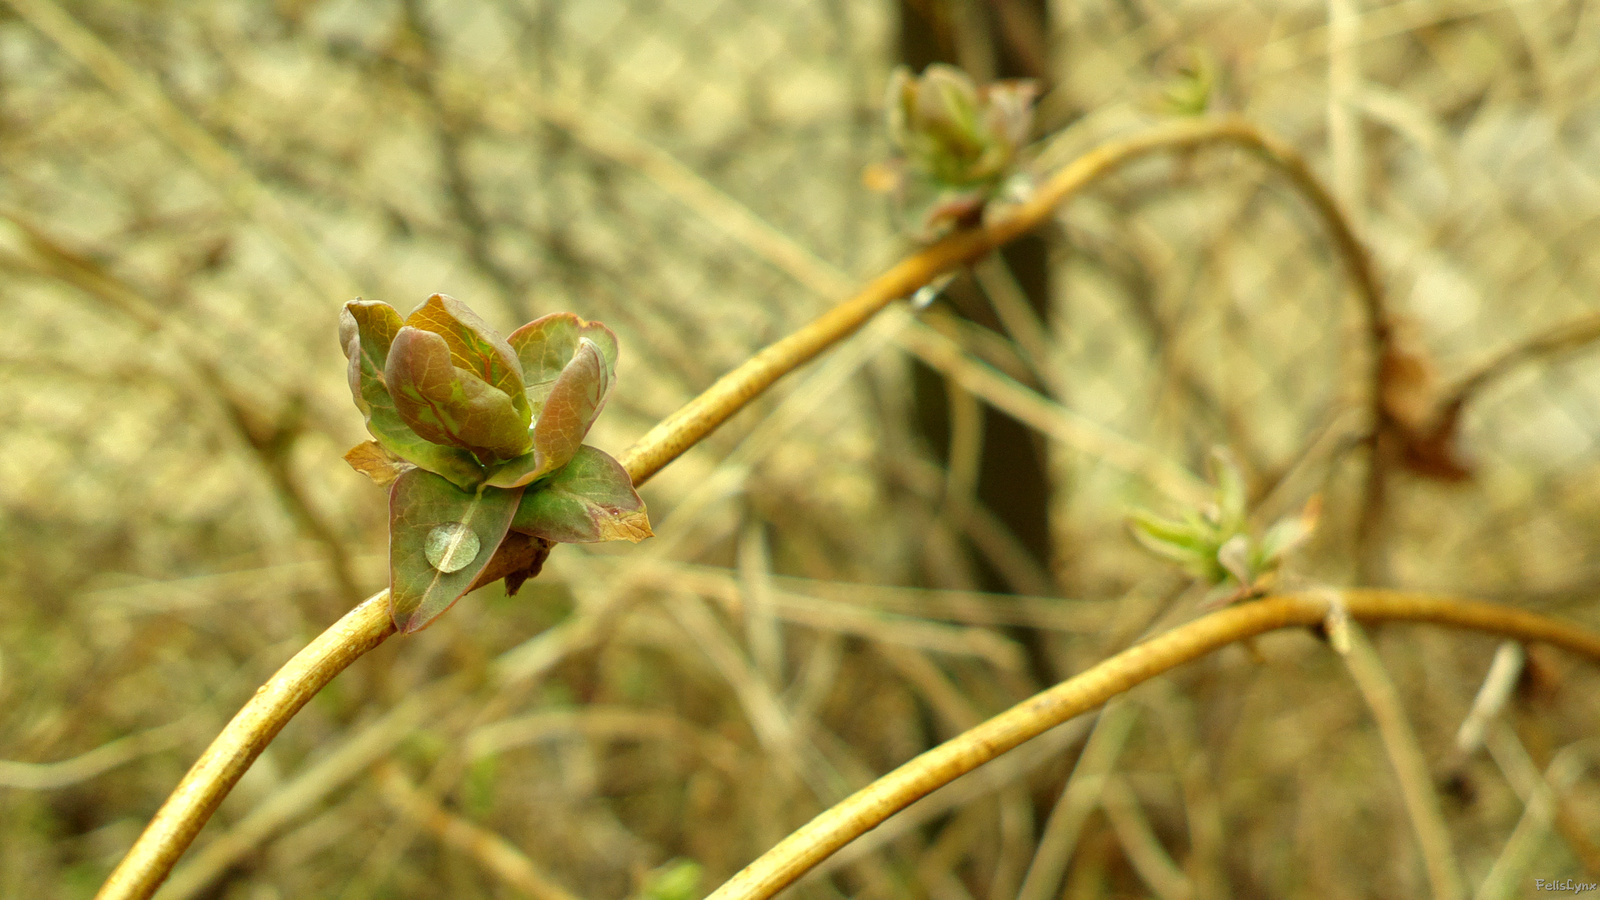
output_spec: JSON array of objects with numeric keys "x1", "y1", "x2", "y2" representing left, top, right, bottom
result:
[
  {"x1": 1127, "y1": 448, "x2": 1318, "y2": 606},
  {"x1": 872, "y1": 64, "x2": 1038, "y2": 239},
  {"x1": 341, "y1": 294, "x2": 651, "y2": 632}
]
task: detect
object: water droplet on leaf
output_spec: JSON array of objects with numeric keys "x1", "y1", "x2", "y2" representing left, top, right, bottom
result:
[{"x1": 424, "y1": 523, "x2": 480, "y2": 573}]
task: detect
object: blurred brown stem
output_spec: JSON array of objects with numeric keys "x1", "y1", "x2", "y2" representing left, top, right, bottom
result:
[
  {"x1": 97, "y1": 116, "x2": 1393, "y2": 899},
  {"x1": 0, "y1": 209, "x2": 364, "y2": 605},
  {"x1": 1440, "y1": 309, "x2": 1600, "y2": 419},
  {"x1": 375, "y1": 762, "x2": 583, "y2": 900},
  {"x1": 1340, "y1": 623, "x2": 1464, "y2": 900},
  {"x1": 1, "y1": 0, "x2": 356, "y2": 300},
  {"x1": 704, "y1": 591, "x2": 1600, "y2": 900}
]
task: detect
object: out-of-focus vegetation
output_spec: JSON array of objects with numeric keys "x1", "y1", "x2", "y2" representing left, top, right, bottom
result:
[{"x1": 2, "y1": 1, "x2": 1599, "y2": 898}]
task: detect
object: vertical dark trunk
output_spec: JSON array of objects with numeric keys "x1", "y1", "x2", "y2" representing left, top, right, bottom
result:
[{"x1": 898, "y1": 1, "x2": 1060, "y2": 686}]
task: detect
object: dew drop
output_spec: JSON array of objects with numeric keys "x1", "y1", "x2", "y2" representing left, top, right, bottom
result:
[
  {"x1": 910, "y1": 272, "x2": 955, "y2": 310},
  {"x1": 424, "y1": 523, "x2": 480, "y2": 573}
]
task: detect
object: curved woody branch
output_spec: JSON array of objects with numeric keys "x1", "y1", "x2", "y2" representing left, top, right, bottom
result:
[
  {"x1": 705, "y1": 591, "x2": 1600, "y2": 900},
  {"x1": 99, "y1": 116, "x2": 1417, "y2": 899}
]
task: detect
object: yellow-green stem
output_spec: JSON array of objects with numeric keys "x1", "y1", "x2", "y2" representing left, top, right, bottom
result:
[
  {"x1": 95, "y1": 592, "x2": 395, "y2": 900},
  {"x1": 705, "y1": 591, "x2": 1600, "y2": 900},
  {"x1": 96, "y1": 116, "x2": 1395, "y2": 899}
]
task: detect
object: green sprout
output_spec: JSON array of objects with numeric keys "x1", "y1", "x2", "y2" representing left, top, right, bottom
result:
[
  {"x1": 1127, "y1": 448, "x2": 1318, "y2": 606},
  {"x1": 871, "y1": 63, "x2": 1039, "y2": 239},
  {"x1": 341, "y1": 293, "x2": 651, "y2": 632},
  {"x1": 635, "y1": 859, "x2": 703, "y2": 900},
  {"x1": 1155, "y1": 47, "x2": 1217, "y2": 117}
]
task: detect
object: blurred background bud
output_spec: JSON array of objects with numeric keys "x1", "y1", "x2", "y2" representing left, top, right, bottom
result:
[{"x1": 878, "y1": 63, "x2": 1038, "y2": 237}]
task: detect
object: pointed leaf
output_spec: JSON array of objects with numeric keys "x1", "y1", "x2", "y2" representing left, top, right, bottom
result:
[
  {"x1": 1207, "y1": 447, "x2": 1247, "y2": 534},
  {"x1": 481, "y1": 337, "x2": 614, "y2": 487},
  {"x1": 1128, "y1": 510, "x2": 1219, "y2": 580},
  {"x1": 533, "y1": 338, "x2": 609, "y2": 469},
  {"x1": 386, "y1": 326, "x2": 534, "y2": 462},
  {"x1": 512, "y1": 445, "x2": 652, "y2": 543},
  {"x1": 980, "y1": 79, "x2": 1039, "y2": 153},
  {"x1": 340, "y1": 299, "x2": 403, "y2": 416},
  {"x1": 885, "y1": 66, "x2": 915, "y2": 149},
  {"x1": 1216, "y1": 534, "x2": 1254, "y2": 586},
  {"x1": 505, "y1": 312, "x2": 618, "y2": 419},
  {"x1": 482, "y1": 450, "x2": 543, "y2": 490},
  {"x1": 404, "y1": 293, "x2": 530, "y2": 425},
  {"x1": 1256, "y1": 494, "x2": 1321, "y2": 569},
  {"x1": 344, "y1": 440, "x2": 411, "y2": 486},
  {"x1": 917, "y1": 64, "x2": 981, "y2": 151},
  {"x1": 341, "y1": 300, "x2": 484, "y2": 489},
  {"x1": 388, "y1": 468, "x2": 522, "y2": 633},
  {"x1": 1127, "y1": 510, "x2": 1211, "y2": 557}
]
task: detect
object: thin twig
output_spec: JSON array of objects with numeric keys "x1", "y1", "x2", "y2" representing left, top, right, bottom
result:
[
  {"x1": 811, "y1": 716, "x2": 1093, "y2": 884},
  {"x1": 375, "y1": 762, "x2": 584, "y2": 900},
  {"x1": 0, "y1": 209, "x2": 364, "y2": 604},
  {"x1": 1, "y1": 0, "x2": 356, "y2": 300},
  {"x1": 972, "y1": 254, "x2": 1057, "y2": 389},
  {"x1": 1454, "y1": 641, "x2": 1524, "y2": 755},
  {"x1": 633, "y1": 559, "x2": 1114, "y2": 633},
  {"x1": 648, "y1": 561, "x2": 1026, "y2": 669},
  {"x1": 1014, "y1": 701, "x2": 1139, "y2": 900},
  {"x1": 396, "y1": 0, "x2": 528, "y2": 314},
  {"x1": 526, "y1": 100, "x2": 1395, "y2": 578},
  {"x1": 464, "y1": 706, "x2": 747, "y2": 776},
  {"x1": 1441, "y1": 310, "x2": 1600, "y2": 415},
  {"x1": 156, "y1": 690, "x2": 446, "y2": 900},
  {"x1": 702, "y1": 590, "x2": 1600, "y2": 900},
  {"x1": 664, "y1": 593, "x2": 845, "y2": 801},
  {"x1": 0, "y1": 718, "x2": 193, "y2": 791},
  {"x1": 1339, "y1": 622, "x2": 1465, "y2": 900},
  {"x1": 1324, "y1": 0, "x2": 1398, "y2": 584},
  {"x1": 738, "y1": 520, "x2": 784, "y2": 688},
  {"x1": 1474, "y1": 724, "x2": 1561, "y2": 900},
  {"x1": 897, "y1": 321, "x2": 1211, "y2": 503},
  {"x1": 1100, "y1": 773, "x2": 1193, "y2": 900}
]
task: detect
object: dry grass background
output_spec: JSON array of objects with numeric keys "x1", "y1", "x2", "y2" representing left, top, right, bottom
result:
[{"x1": 1, "y1": 0, "x2": 1599, "y2": 898}]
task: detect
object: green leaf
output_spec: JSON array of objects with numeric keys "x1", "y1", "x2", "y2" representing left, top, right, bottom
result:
[
  {"x1": 340, "y1": 299, "x2": 403, "y2": 417},
  {"x1": 386, "y1": 326, "x2": 535, "y2": 462},
  {"x1": 533, "y1": 338, "x2": 609, "y2": 469},
  {"x1": 1127, "y1": 510, "x2": 1219, "y2": 579},
  {"x1": 340, "y1": 299, "x2": 484, "y2": 489},
  {"x1": 505, "y1": 312, "x2": 618, "y2": 419},
  {"x1": 404, "y1": 293, "x2": 531, "y2": 425},
  {"x1": 481, "y1": 449, "x2": 543, "y2": 490},
  {"x1": 486, "y1": 315, "x2": 619, "y2": 489},
  {"x1": 511, "y1": 445, "x2": 652, "y2": 543},
  {"x1": 388, "y1": 468, "x2": 523, "y2": 633},
  {"x1": 1127, "y1": 510, "x2": 1209, "y2": 556},
  {"x1": 981, "y1": 80, "x2": 1039, "y2": 154},
  {"x1": 486, "y1": 338, "x2": 611, "y2": 488},
  {"x1": 916, "y1": 64, "x2": 981, "y2": 156},
  {"x1": 637, "y1": 860, "x2": 703, "y2": 900},
  {"x1": 1207, "y1": 447, "x2": 1247, "y2": 534}
]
